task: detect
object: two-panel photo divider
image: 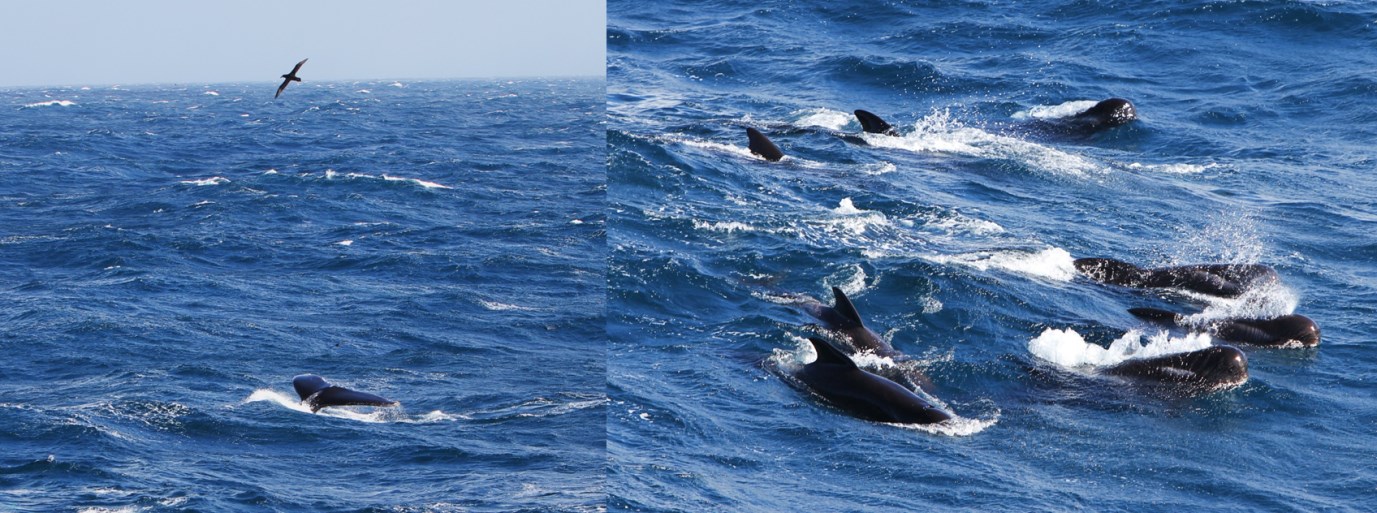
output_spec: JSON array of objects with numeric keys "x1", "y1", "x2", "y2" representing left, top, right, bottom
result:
[{"x1": 2, "y1": 1, "x2": 1375, "y2": 512}]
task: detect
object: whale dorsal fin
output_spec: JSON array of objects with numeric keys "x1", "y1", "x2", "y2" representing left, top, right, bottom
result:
[
  {"x1": 854, "y1": 109, "x2": 898, "y2": 136},
  {"x1": 746, "y1": 127, "x2": 784, "y2": 162},
  {"x1": 830, "y1": 286, "x2": 865, "y2": 329},
  {"x1": 808, "y1": 337, "x2": 858, "y2": 369}
]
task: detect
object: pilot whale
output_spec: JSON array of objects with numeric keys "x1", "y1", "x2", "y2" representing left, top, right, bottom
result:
[
  {"x1": 1100, "y1": 345, "x2": 1249, "y2": 391},
  {"x1": 1129, "y1": 307, "x2": 1320, "y2": 347},
  {"x1": 1074, "y1": 257, "x2": 1278, "y2": 298},
  {"x1": 800, "y1": 287, "x2": 899, "y2": 357},
  {"x1": 292, "y1": 374, "x2": 398, "y2": 413},
  {"x1": 796, "y1": 337, "x2": 952, "y2": 425},
  {"x1": 853, "y1": 98, "x2": 1138, "y2": 138},
  {"x1": 1025, "y1": 98, "x2": 1138, "y2": 135}
]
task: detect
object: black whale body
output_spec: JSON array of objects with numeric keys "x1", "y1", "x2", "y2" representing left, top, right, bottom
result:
[
  {"x1": 801, "y1": 286, "x2": 899, "y2": 358},
  {"x1": 1100, "y1": 345, "x2": 1249, "y2": 390},
  {"x1": 853, "y1": 98, "x2": 1138, "y2": 138},
  {"x1": 1074, "y1": 257, "x2": 1278, "y2": 298},
  {"x1": 796, "y1": 337, "x2": 952, "y2": 425},
  {"x1": 1129, "y1": 307, "x2": 1320, "y2": 347},
  {"x1": 293, "y1": 375, "x2": 398, "y2": 413},
  {"x1": 1020, "y1": 98, "x2": 1138, "y2": 135}
]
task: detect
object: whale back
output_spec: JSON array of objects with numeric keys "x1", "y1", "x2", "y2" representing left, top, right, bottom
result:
[
  {"x1": 1103, "y1": 345, "x2": 1248, "y2": 390},
  {"x1": 292, "y1": 374, "x2": 331, "y2": 400},
  {"x1": 1074, "y1": 258, "x2": 1146, "y2": 286},
  {"x1": 1217, "y1": 315, "x2": 1320, "y2": 347},
  {"x1": 1074, "y1": 98, "x2": 1137, "y2": 127},
  {"x1": 1127, "y1": 307, "x2": 1184, "y2": 324},
  {"x1": 292, "y1": 374, "x2": 397, "y2": 412},
  {"x1": 798, "y1": 337, "x2": 951, "y2": 424}
]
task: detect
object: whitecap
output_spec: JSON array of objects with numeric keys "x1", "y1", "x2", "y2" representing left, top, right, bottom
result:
[
  {"x1": 792, "y1": 107, "x2": 852, "y2": 131},
  {"x1": 381, "y1": 174, "x2": 451, "y2": 189},
  {"x1": 1028, "y1": 328, "x2": 1214, "y2": 371},
  {"x1": 23, "y1": 100, "x2": 76, "y2": 108},
  {"x1": 1127, "y1": 162, "x2": 1218, "y2": 174},
  {"x1": 1011, "y1": 100, "x2": 1099, "y2": 121},
  {"x1": 479, "y1": 299, "x2": 535, "y2": 311},
  {"x1": 924, "y1": 247, "x2": 1077, "y2": 281},
  {"x1": 181, "y1": 177, "x2": 229, "y2": 186},
  {"x1": 864, "y1": 108, "x2": 1104, "y2": 176},
  {"x1": 241, "y1": 389, "x2": 450, "y2": 423},
  {"x1": 692, "y1": 219, "x2": 757, "y2": 233}
]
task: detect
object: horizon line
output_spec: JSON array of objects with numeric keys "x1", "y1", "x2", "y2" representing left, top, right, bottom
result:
[{"x1": 0, "y1": 74, "x2": 606, "y2": 91}]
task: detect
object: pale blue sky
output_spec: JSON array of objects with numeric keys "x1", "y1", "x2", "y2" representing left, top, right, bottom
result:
[{"x1": 0, "y1": 0, "x2": 605, "y2": 87}]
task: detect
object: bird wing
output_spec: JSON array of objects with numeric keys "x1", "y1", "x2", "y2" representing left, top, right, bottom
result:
[
  {"x1": 291, "y1": 58, "x2": 308, "y2": 75},
  {"x1": 275, "y1": 78, "x2": 291, "y2": 98}
]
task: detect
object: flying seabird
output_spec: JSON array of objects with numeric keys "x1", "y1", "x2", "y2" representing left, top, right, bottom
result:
[{"x1": 275, "y1": 58, "x2": 308, "y2": 99}]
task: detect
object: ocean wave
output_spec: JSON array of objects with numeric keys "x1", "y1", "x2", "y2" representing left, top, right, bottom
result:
[
  {"x1": 923, "y1": 247, "x2": 1077, "y2": 281},
  {"x1": 862, "y1": 109, "x2": 1105, "y2": 177},
  {"x1": 22, "y1": 99, "x2": 77, "y2": 108},
  {"x1": 180, "y1": 177, "x2": 229, "y2": 186},
  {"x1": 242, "y1": 389, "x2": 455, "y2": 424},
  {"x1": 1011, "y1": 100, "x2": 1099, "y2": 121},
  {"x1": 320, "y1": 169, "x2": 451, "y2": 189}
]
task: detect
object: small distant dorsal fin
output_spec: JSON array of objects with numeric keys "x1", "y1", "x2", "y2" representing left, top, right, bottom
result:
[
  {"x1": 830, "y1": 286, "x2": 865, "y2": 329},
  {"x1": 808, "y1": 337, "x2": 858, "y2": 369},
  {"x1": 746, "y1": 127, "x2": 784, "y2": 162}
]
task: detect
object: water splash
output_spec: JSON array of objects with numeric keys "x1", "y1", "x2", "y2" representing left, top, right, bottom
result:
[{"x1": 1028, "y1": 328, "x2": 1214, "y2": 370}]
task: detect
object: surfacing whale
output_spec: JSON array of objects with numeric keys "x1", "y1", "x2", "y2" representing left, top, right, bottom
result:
[
  {"x1": 1028, "y1": 98, "x2": 1138, "y2": 135},
  {"x1": 1100, "y1": 345, "x2": 1249, "y2": 391},
  {"x1": 293, "y1": 374, "x2": 397, "y2": 413},
  {"x1": 852, "y1": 98, "x2": 1138, "y2": 138},
  {"x1": 854, "y1": 109, "x2": 898, "y2": 136},
  {"x1": 796, "y1": 337, "x2": 952, "y2": 425},
  {"x1": 801, "y1": 287, "x2": 898, "y2": 357},
  {"x1": 1129, "y1": 307, "x2": 1320, "y2": 347},
  {"x1": 746, "y1": 127, "x2": 784, "y2": 161},
  {"x1": 1074, "y1": 257, "x2": 1278, "y2": 298}
]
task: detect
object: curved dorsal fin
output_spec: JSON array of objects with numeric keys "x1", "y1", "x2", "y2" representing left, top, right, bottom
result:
[
  {"x1": 854, "y1": 109, "x2": 898, "y2": 136},
  {"x1": 808, "y1": 337, "x2": 858, "y2": 369},
  {"x1": 830, "y1": 287, "x2": 865, "y2": 329},
  {"x1": 746, "y1": 127, "x2": 784, "y2": 162}
]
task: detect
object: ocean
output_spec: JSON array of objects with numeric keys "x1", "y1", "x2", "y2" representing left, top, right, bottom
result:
[
  {"x1": 608, "y1": 1, "x2": 1377, "y2": 511},
  {"x1": 0, "y1": 79, "x2": 606, "y2": 512}
]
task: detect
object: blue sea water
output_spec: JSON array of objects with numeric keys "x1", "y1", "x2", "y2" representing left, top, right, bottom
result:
[
  {"x1": 609, "y1": 1, "x2": 1377, "y2": 511},
  {"x1": 0, "y1": 79, "x2": 606, "y2": 512}
]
